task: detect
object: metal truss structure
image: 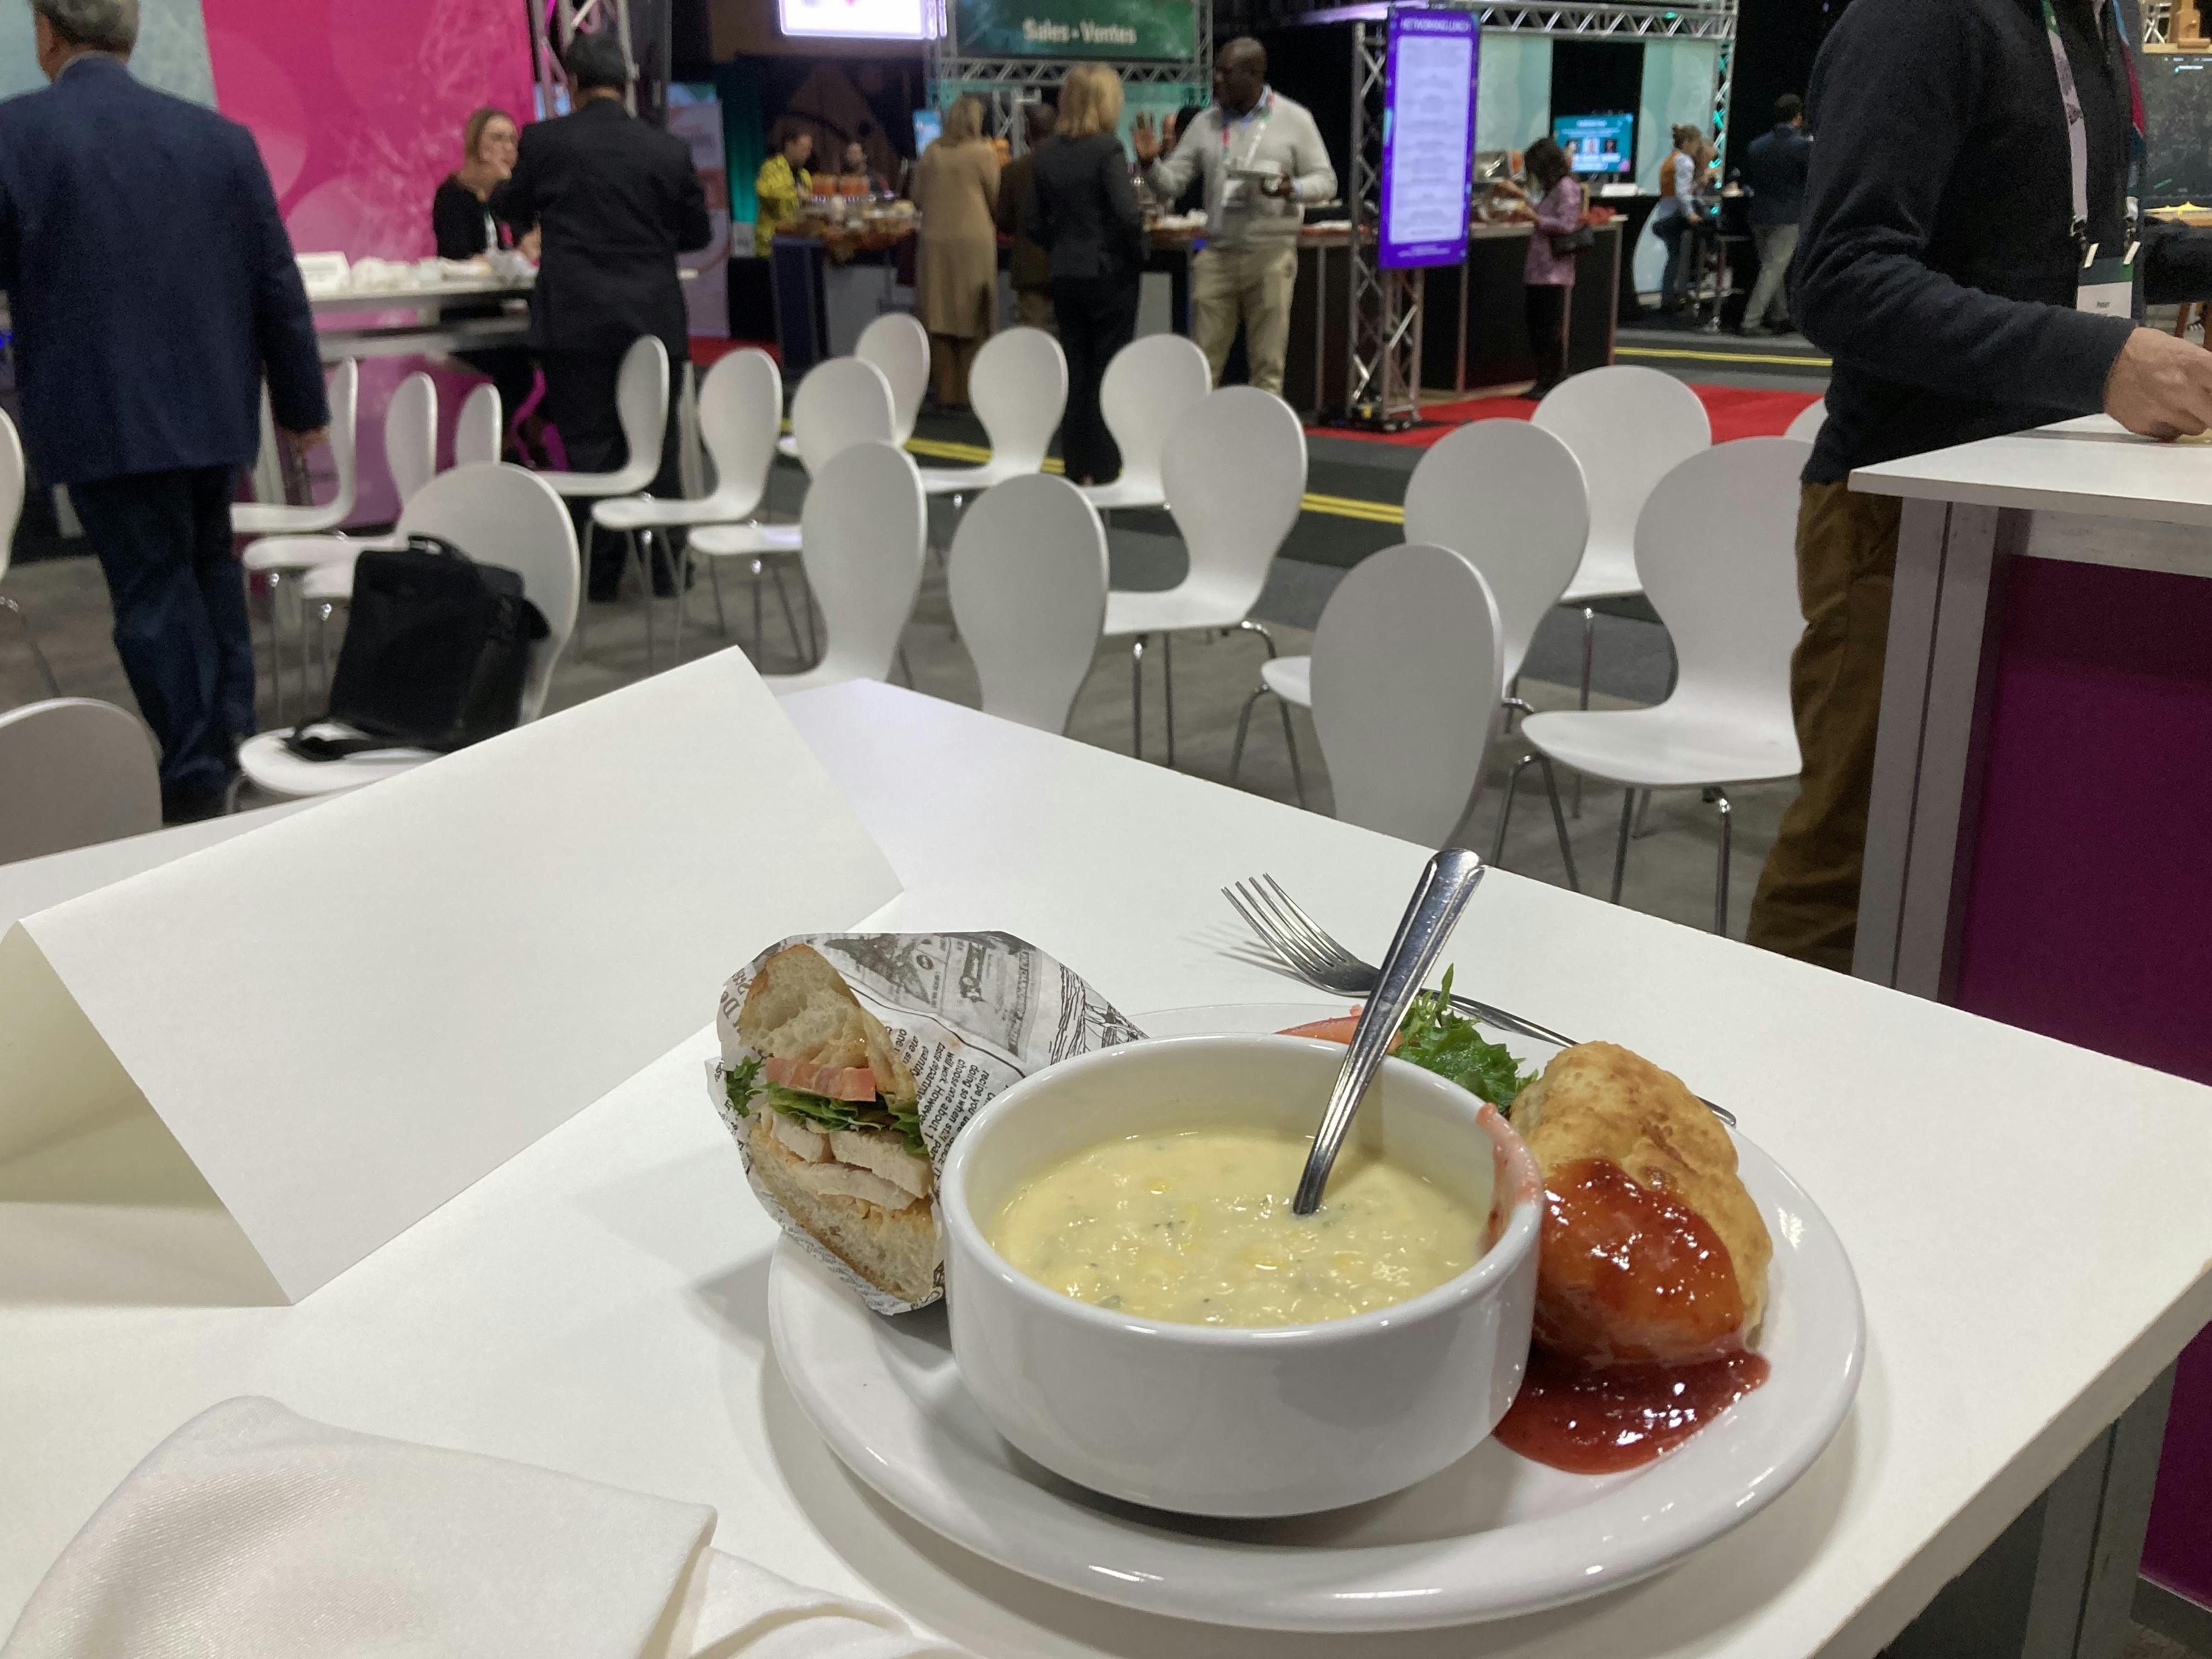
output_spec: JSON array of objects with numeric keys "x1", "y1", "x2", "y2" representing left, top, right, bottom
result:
[
  {"x1": 527, "y1": 0, "x2": 636, "y2": 119},
  {"x1": 1230, "y1": 0, "x2": 1732, "y2": 36},
  {"x1": 926, "y1": 9, "x2": 1214, "y2": 144},
  {"x1": 1321, "y1": 0, "x2": 1733, "y2": 423},
  {"x1": 1343, "y1": 18, "x2": 1423, "y2": 426}
]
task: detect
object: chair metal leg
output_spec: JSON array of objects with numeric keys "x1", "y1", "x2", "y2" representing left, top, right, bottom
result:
[
  {"x1": 1277, "y1": 697, "x2": 1307, "y2": 809},
  {"x1": 709, "y1": 550, "x2": 730, "y2": 639},
  {"x1": 1573, "y1": 605, "x2": 1596, "y2": 817},
  {"x1": 1236, "y1": 617, "x2": 1279, "y2": 659},
  {"x1": 1632, "y1": 788, "x2": 1657, "y2": 839},
  {"x1": 629, "y1": 530, "x2": 653, "y2": 672},
  {"x1": 768, "y1": 563, "x2": 806, "y2": 662},
  {"x1": 1162, "y1": 632, "x2": 1176, "y2": 769},
  {"x1": 575, "y1": 524, "x2": 594, "y2": 657},
  {"x1": 1490, "y1": 753, "x2": 1535, "y2": 870},
  {"x1": 1229, "y1": 685, "x2": 1267, "y2": 785},
  {"x1": 896, "y1": 645, "x2": 916, "y2": 687},
  {"x1": 802, "y1": 570, "x2": 819, "y2": 657},
  {"x1": 1537, "y1": 754, "x2": 1582, "y2": 893},
  {"x1": 1713, "y1": 788, "x2": 1734, "y2": 936},
  {"x1": 672, "y1": 539, "x2": 691, "y2": 667},
  {"x1": 0, "y1": 595, "x2": 60, "y2": 696},
  {"x1": 1130, "y1": 635, "x2": 1146, "y2": 760},
  {"x1": 1609, "y1": 786, "x2": 1634, "y2": 905},
  {"x1": 749, "y1": 558, "x2": 766, "y2": 656},
  {"x1": 264, "y1": 570, "x2": 287, "y2": 725}
]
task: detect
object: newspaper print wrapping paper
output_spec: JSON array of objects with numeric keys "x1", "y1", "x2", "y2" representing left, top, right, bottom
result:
[{"x1": 708, "y1": 933, "x2": 1148, "y2": 1313}]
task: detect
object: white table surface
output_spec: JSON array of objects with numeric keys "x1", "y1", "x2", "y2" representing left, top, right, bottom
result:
[
  {"x1": 1853, "y1": 414, "x2": 2212, "y2": 533},
  {"x1": 306, "y1": 276, "x2": 534, "y2": 316},
  {"x1": 7, "y1": 680, "x2": 2212, "y2": 1658}
]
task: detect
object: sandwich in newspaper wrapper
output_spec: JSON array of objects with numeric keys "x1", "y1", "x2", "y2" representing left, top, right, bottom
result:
[{"x1": 709, "y1": 932, "x2": 1147, "y2": 1314}]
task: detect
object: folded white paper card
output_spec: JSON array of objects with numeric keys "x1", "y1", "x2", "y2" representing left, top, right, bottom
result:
[
  {"x1": 0, "y1": 648, "x2": 901, "y2": 1302},
  {"x1": 1, "y1": 1397, "x2": 966, "y2": 1659}
]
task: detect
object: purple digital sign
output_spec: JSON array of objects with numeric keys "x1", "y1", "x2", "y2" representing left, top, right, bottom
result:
[{"x1": 1378, "y1": 9, "x2": 1479, "y2": 269}]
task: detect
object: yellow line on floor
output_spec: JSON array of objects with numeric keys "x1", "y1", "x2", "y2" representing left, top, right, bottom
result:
[
  {"x1": 902, "y1": 437, "x2": 1404, "y2": 524},
  {"x1": 1618, "y1": 344, "x2": 1833, "y2": 370}
]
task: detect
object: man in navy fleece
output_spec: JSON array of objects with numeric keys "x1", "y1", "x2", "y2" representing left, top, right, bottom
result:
[{"x1": 1746, "y1": 0, "x2": 2212, "y2": 973}]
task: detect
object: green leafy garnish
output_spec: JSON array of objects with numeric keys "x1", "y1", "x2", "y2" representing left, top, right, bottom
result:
[
  {"x1": 724, "y1": 1056, "x2": 763, "y2": 1115},
  {"x1": 726, "y1": 1057, "x2": 926, "y2": 1158},
  {"x1": 1393, "y1": 967, "x2": 1537, "y2": 1108}
]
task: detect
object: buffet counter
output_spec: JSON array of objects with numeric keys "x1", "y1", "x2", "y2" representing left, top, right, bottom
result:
[
  {"x1": 305, "y1": 274, "x2": 533, "y2": 364},
  {"x1": 1422, "y1": 220, "x2": 1623, "y2": 396},
  {"x1": 771, "y1": 229, "x2": 1199, "y2": 380}
]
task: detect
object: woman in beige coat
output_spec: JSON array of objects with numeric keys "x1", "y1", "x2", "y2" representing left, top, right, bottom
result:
[{"x1": 910, "y1": 95, "x2": 1001, "y2": 408}]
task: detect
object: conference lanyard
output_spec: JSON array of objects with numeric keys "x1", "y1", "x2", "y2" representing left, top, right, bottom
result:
[
  {"x1": 2042, "y1": 0, "x2": 2143, "y2": 313},
  {"x1": 1221, "y1": 89, "x2": 1275, "y2": 174}
]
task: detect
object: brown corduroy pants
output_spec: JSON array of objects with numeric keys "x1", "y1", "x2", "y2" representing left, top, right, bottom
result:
[{"x1": 1745, "y1": 481, "x2": 1905, "y2": 974}]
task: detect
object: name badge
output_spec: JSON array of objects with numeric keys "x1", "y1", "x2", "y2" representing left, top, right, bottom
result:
[{"x1": 2076, "y1": 248, "x2": 2135, "y2": 318}]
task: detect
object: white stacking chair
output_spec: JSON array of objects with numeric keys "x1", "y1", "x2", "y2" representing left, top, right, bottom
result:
[
  {"x1": 537, "y1": 336, "x2": 668, "y2": 641},
  {"x1": 860, "y1": 311, "x2": 929, "y2": 447},
  {"x1": 293, "y1": 377, "x2": 499, "y2": 629},
  {"x1": 1786, "y1": 398, "x2": 1827, "y2": 443},
  {"x1": 760, "y1": 440, "x2": 926, "y2": 697},
  {"x1": 913, "y1": 327, "x2": 1066, "y2": 506},
  {"x1": 0, "y1": 698, "x2": 160, "y2": 863},
  {"x1": 1079, "y1": 334, "x2": 1211, "y2": 516},
  {"x1": 1531, "y1": 366, "x2": 1711, "y2": 761},
  {"x1": 236, "y1": 465, "x2": 581, "y2": 802},
  {"x1": 0, "y1": 409, "x2": 58, "y2": 696},
  {"x1": 949, "y1": 474, "x2": 1108, "y2": 734},
  {"x1": 1102, "y1": 386, "x2": 1307, "y2": 765},
  {"x1": 591, "y1": 348, "x2": 786, "y2": 671},
  {"x1": 1228, "y1": 421, "x2": 1587, "y2": 878},
  {"x1": 692, "y1": 356, "x2": 894, "y2": 663},
  {"x1": 1519, "y1": 437, "x2": 1812, "y2": 935},
  {"x1": 1308, "y1": 545, "x2": 1506, "y2": 848},
  {"x1": 776, "y1": 313, "x2": 927, "y2": 459},
  {"x1": 454, "y1": 382, "x2": 504, "y2": 466},
  {"x1": 233, "y1": 358, "x2": 362, "y2": 539},
  {"x1": 242, "y1": 366, "x2": 426, "y2": 720}
]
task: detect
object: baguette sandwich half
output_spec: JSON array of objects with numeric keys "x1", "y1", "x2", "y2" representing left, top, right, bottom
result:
[{"x1": 723, "y1": 944, "x2": 940, "y2": 1302}]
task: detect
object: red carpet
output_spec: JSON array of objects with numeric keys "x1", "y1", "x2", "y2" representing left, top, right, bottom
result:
[{"x1": 1309, "y1": 383, "x2": 1822, "y2": 448}]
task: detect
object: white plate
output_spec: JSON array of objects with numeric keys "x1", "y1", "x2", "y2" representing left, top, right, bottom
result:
[{"x1": 768, "y1": 1002, "x2": 1864, "y2": 1633}]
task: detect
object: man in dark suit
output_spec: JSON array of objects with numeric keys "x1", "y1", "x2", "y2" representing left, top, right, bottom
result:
[
  {"x1": 494, "y1": 33, "x2": 710, "y2": 599},
  {"x1": 1739, "y1": 93, "x2": 1814, "y2": 336},
  {"x1": 0, "y1": 0, "x2": 326, "y2": 821}
]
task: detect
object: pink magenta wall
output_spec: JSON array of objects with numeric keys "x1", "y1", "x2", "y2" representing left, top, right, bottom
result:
[
  {"x1": 202, "y1": 0, "x2": 537, "y2": 518},
  {"x1": 1951, "y1": 555, "x2": 2212, "y2": 1606}
]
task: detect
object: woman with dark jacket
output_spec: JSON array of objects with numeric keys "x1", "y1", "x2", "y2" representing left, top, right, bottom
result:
[
  {"x1": 431, "y1": 105, "x2": 543, "y2": 459},
  {"x1": 1521, "y1": 136, "x2": 1584, "y2": 399},
  {"x1": 1024, "y1": 64, "x2": 1146, "y2": 485}
]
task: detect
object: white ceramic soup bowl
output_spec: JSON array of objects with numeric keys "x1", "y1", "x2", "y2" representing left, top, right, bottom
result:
[{"x1": 939, "y1": 1034, "x2": 1541, "y2": 1518}]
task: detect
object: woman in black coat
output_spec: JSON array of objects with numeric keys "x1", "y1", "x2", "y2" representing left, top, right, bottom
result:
[{"x1": 1024, "y1": 65, "x2": 1146, "y2": 486}]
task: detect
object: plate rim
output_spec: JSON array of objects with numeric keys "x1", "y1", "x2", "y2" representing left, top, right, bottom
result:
[{"x1": 767, "y1": 1001, "x2": 1866, "y2": 1632}]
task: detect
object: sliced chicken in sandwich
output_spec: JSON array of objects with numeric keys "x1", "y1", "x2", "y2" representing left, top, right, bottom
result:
[{"x1": 723, "y1": 944, "x2": 939, "y2": 1302}]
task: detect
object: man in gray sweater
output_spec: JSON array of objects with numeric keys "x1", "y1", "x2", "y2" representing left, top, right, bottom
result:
[{"x1": 1133, "y1": 37, "x2": 1335, "y2": 397}]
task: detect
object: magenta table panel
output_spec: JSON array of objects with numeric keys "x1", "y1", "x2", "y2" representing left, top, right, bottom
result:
[{"x1": 1953, "y1": 555, "x2": 2212, "y2": 1602}]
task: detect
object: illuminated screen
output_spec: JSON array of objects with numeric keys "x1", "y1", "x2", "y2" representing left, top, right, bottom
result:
[
  {"x1": 1554, "y1": 112, "x2": 1634, "y2": 176},
  {"x1": 779, "y1": 0, "x2": 934, "y2": 41},
  {"x1": 913, "y1": 109, "x2": 943, "y2": 153}
]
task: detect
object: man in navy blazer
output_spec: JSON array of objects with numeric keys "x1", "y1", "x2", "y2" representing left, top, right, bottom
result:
[{"x1": 0, "y1": 0, "x2": 327, "y2": 820}]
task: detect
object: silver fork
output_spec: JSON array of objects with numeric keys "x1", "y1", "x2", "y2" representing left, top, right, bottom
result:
[{"x1": 1223, "y1": 873, "x2": 1736, "y2": 1126}]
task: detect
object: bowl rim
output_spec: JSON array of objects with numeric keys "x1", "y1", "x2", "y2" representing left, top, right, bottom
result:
[{"x1": 939, "y1": 1031, "x2": 1543, "y2": 1348}]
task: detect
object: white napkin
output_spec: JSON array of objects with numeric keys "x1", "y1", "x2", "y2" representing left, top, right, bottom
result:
[{"x1": 3, "y1": 1398, "x2": 963, "y2": 1659}]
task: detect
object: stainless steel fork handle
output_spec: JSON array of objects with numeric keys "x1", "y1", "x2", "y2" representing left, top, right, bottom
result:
[
  {"x1": 1445, "y1": 994, "x2": 1575, "y2": 1051},
  {"x1": 1293, "y1": 849, "x2": 1487, "y2": 1215}
]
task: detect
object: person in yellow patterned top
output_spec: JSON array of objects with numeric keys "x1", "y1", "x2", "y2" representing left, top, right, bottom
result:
[{"x1": 753, "y1": 121, "x2": 812, "y2": 256}]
